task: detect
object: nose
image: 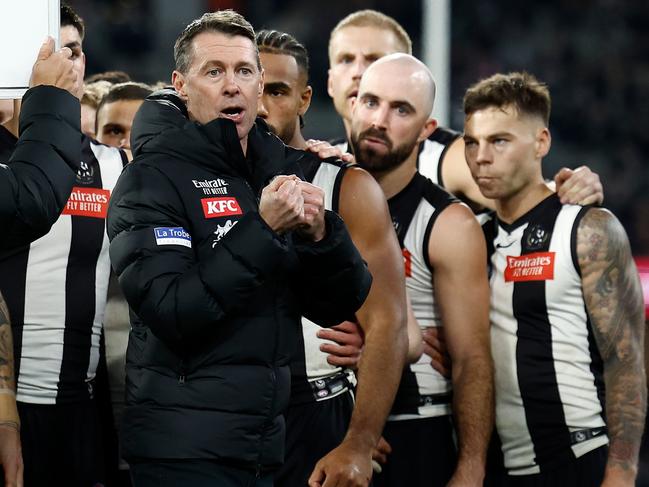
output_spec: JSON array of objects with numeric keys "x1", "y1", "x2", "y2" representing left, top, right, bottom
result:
[
  {"x1": 223, "y1": 72, "x2": 241, "y2": 96},
  {"x1": 351, "y1": 58, "x2": 371, "y2": 81},
  {"x1": 257, "y1": 97, "x2": 269, "y2": 119},
  {"x1": 119, "y1": 134, "x2": 130, "y2": 150},
  {"x1": 370, "y1": 104, "x2": 389, "y2": 130},
  {"x1": 475, "y1": 141, "x2": 493, "y2": 164}
]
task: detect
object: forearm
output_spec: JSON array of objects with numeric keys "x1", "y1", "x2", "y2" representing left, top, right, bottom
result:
[
  {"x1": 603, "y1": 357, "x2": 646, "y2": 481},
  {"x1": 0, "y1": 295, "x2": 18, "y2": 430},
  {"x1": 451, "y1": 353, "x2": 494, "y2": 480},
  {"x1": 344, "y1": 323, "x2": 408, "y2": 449}
]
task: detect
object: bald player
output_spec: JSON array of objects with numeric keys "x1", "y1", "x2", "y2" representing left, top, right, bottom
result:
[
  {"x1": 341, "y1": 52, "x2": 493, "y2": 487},
  {"x1": 325, "y1": 9, "x2": 603, "y2": 210}
]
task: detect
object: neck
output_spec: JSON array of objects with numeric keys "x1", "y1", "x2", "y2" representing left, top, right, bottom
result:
[
  {"x1": 289, "y1": 120, "x2": 307, "y2": 149},
  {"x1": 496, "y1": 179, "x2": 553, "y2": 224},
  {"x1": 240, "y1": 136, "x2": 248, "y2": 155},
  {"x1": 343, "y1": 116, "x2": 351, "y2": 142},
  {"x1": 371, "y1": 147, "x2": 419, "y2": 200}
]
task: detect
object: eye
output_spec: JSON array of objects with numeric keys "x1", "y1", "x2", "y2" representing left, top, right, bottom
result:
[
  {"x1": 207, "y1": 68, "x2": 222, "y2": 77},
  {"x1": 493, "y1": 138, "x2": 508, "y2": 146},
  {"x1": 270, "y1": 90, "x2": 285, "y2": 97},
  {"x1": 395, "y1": 105, "x2": 411, "y2": 116},
  {"x1": 464, "y1": 139, "x2": 477, "y2": 148},
  {"x1": 364, "y1": 98, "x2": 377, "y2": 108},
  {"x1": 239, "y1": 67, "x2": 254, "y2": 76},
  {"x1": 340, "y1": 55, "x2": 354, "y2": 65}
]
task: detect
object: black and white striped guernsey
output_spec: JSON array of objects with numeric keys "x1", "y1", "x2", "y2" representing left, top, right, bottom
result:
[
  {"x1": 387, "y1": 173, "x2": 458, "y2": 420},
  {"x1": 485, "y1": 194, "x2": 607, "y2": 475},
  {"x1": 0, "y1": 136, "x2": 125, "y2": 404},
  {"x1": 332, "y1": 126, "x2": 460, "y2": 188},
  {"x1": 290, "y1": 156, "x2": 354, "y2": 404}
]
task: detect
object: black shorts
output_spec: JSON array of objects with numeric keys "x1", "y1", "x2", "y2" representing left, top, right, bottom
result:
[
  {"x1": 498, "y1": 445, "x2": 607, "y2": 487},
  {"x1": 275, "y1": 390, "x2": 354, "y2": 487},
  {"x1": 372, "y1": 415, "x2": 457, "y2": 487},
  {"x1": 17, "y1": 399, "x2": 106, "y2": 487}
]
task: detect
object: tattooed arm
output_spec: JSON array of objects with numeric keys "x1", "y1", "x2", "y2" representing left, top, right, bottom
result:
[
  {"x1": 578, "y1": 208, "x2": 646, "y2": 486},
  {"x1": 0, "y1": 291, "x2": 22, "y2": 486}
]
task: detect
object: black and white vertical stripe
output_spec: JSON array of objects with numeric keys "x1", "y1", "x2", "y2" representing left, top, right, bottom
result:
[
  {"x1": 489, "y1": 195, "x2": 607, "y2": 475},
  {"x1": 388, "y1": 174, "x2": 457, "y2": 420},
  {"x1": 0, "y1": 137, "x2": 124, "y2": 404}
]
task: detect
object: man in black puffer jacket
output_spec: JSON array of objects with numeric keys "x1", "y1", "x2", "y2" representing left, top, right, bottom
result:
[
  {"x1": 106, "y1": 10, "x2": 372, "y2": 487},
  {"x1": 0, "y1": 38, "x2": 81, "y2": 252}
]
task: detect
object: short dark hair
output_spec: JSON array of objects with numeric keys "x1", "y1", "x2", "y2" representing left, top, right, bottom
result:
[
  {"x1": 464, "y1": 72, "x2": 551, "y2": 125},
  {"x1": 256, "y1": 29, "x2": 309, "y2": 82},
  {"x1": 61, "y1": 3, "x2": 85, "y2": 40},
  {"x1": 85, "y1": 71, "x2": 132, "y2": 84},
  {"x1": 95, "y1": 82, "x2": 153, "y2": 132},
  {"x1": 174, "y1": 10, "x2": 259, "y2": 74}
]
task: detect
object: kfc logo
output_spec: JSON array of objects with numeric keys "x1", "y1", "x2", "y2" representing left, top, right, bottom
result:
[{"x1": 201, "y1": 197, "x2": 243, "y2": 218}]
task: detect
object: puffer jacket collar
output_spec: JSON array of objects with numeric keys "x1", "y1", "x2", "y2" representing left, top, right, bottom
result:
[{"x1": 130, "y1": 88, "x2": 307, "y2": 193}]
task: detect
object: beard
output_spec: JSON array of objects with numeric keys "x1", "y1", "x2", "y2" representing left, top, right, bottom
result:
[{"x1": 350, "y1": 126, "x2": 419, "y2": 173}]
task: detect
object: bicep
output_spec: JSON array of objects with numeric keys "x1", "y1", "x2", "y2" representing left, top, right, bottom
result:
[
  {"x1": 430, "y1": 205, "x2": 491, "y2": 361},
  {"x1": 577, "y1": 208, "x2": 644, "y2": 359},
  {"x1": 339, "y1": 168, "x2": 406, "y2": 332}
]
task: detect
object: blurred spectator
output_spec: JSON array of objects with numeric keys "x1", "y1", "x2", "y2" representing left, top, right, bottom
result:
[{"x1": 81, "y1": 80, "x2": 112, "y2": 138}]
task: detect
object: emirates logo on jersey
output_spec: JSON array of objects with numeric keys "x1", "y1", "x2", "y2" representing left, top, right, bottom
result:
[
  {"x1": 62, "y1": 187, "x2": 110, "y2": 219},
  {"x1": 505, "y1": 252, "x2": 555, "y2": 282},
  {"x1": 201, "y1": 197, "x2": 243, "y2": 218}
]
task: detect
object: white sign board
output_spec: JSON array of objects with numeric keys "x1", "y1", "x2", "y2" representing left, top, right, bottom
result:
[{"x1": 0, "y1": 0, "x2": 60, "y2": 99}]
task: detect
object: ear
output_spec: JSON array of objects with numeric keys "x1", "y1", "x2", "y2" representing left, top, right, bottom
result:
[
  {"x1": 327, "y1": 69, "x2": 334, "y2": 98},
  {"x1": 172, "y1": 70, "x2": 187, "y2": 99},
  {"x1": 298, "y1": 85, "x2": 313, "y2": 116},
  {"x1": 535, "y1": 127, "x2": 551, "y2": 158},
  {"x1": 258, "y1": 68, "x2": 265, "y2": 98},
  {"x1": 418, "y1": 118, "x2": 438, "y2": 143}
]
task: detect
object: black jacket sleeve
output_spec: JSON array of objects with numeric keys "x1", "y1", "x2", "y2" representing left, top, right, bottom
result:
[
  {"x1": 0, "y1": 86, "x2": 81, "y2": 251},
  {"x1": 292, "y1": 210, "x2": 372, "y2": 326},
  {"x1": 107, "y1": 162, "x2": 292, "y2": 347}
]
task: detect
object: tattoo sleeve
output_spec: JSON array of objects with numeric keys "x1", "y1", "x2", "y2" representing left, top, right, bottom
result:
[
  {"x1": 0, "y1": 292, "x2": 15, "y2": 394},
  {"x1": 578, "y1": 208, "x2": 646, "y2": 478}
]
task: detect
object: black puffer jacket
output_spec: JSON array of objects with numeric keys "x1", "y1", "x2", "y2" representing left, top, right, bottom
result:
[
  {"x1": 0, "y1": 86, "x2": 80, "y2": 251},
  {"x1": 107, "y1": 90, "x2": 371, "y2": 469}
]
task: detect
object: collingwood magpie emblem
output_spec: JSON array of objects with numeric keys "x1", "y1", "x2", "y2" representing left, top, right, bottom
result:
[
  {"x1": 76, "y1": 160, "x2": 94, "y2": 184},
  {"x1": 526, "y1": 224, "x2": 549, "y2": 250}
]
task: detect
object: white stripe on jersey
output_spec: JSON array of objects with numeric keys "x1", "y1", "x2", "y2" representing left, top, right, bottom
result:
[
  {"x1": 86, "y1": 142, "x2": 124, "y2": 384},
  {"x1": 417, "y1": 139, "x2": 445, "y2": 185},
  {"x1": 491, "y1": 204, "x2": 607, "y2": 474},
  {"x1": 301, "y1": 161, "x2": 345, "y2": 383},
  {"x1": 18, "y1": 219, "x2": 73, "y2": 403}
]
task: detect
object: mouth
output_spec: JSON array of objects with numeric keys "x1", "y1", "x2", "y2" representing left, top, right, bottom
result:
[
  {"x1": 219, "y1": 106, "x2": 245, "y2": 123},
  {"x1": 347, "y1": 87, "x2": 358, "y2": 101}
]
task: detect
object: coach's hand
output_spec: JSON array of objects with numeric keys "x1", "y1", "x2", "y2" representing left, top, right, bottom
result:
[
  {"x1": 296, "y1": 181, "x2": 326, "y2": 242},
  {"x1": 308, "y1": 439, "x2": 372, "y2": 487},
  {"x1": 259, "y1": 175, "x2": 304, "y2": 234}
]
